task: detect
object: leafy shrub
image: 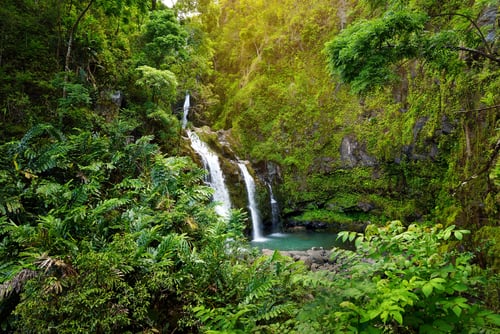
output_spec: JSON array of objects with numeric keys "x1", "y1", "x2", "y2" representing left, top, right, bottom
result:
[{"x1": 295, "y1": 221, "x2": 500, "y2": 333}]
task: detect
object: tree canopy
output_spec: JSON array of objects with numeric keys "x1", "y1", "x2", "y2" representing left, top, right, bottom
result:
[{"x1": 324, "y1": 6, "x2": 499, "y2": 93}]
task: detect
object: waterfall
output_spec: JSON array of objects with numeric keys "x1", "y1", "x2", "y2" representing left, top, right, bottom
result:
[
  {"x1": 268, "y1": 183, "x2": 281, "y2": 233},
  {"x1": 187, "y1": 129, "x2": 231, "y2": 217},
  {"x1": 181, "y1": 93, "x2": 190, "y2": 129},
  {"x1": 238, "y1": 162, "x2": 264, "y2": 241}
]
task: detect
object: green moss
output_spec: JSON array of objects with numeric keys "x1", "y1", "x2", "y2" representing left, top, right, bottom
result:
[
  {"x1": 474, "y1": 226, "x2": 500, "y2": 273},
  {"x1": 295, "y1": 209, "x2": 354, "y2": 225}
]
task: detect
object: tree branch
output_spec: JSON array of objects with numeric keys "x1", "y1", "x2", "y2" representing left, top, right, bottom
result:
[
  {"x1": 451, "y1": 45, "x2": 500, "y2": 64},
  {"x1": 455, "y1": 104, "x2": 500, "y2": 113},
  {"x1": 433, "y1": 12, "x2": 493, "y2": 54}
]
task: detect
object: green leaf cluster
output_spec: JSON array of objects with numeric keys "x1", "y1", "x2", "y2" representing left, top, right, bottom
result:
[
  {"x1": 293, "y1": 222, "x2": 500, "y2": 333},
  {"x1": 0, "y1": 122, "x2": 242, "y2": 332},
  {"x1": 325, "y1": 10, "x2": 429, "y2": 93}
]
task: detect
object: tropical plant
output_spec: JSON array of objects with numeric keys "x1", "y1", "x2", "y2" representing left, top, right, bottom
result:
[
  {"x1": 136, "y1": 65, "x2": 179, "y2": 105},
  {"x1": 294, "y1": 221, "x2": 500, "y2": 333},
  {"x1": 0, "y1": 123, "x2": 236, "y2": 332}
]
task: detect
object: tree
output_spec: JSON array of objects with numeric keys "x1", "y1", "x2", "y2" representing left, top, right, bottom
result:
[
  {"x1": 63, "y1": 0, "x2": 95, "y2": 97},
  {"x1": 140, "y1": 9, "x2": 189, "y2": 68},
  {"x1": 135, "y1": 65, "x2": 178, "y2": 105},
  {"x1": 324, "y1": 7, "x2": 499, "y2": 93}
]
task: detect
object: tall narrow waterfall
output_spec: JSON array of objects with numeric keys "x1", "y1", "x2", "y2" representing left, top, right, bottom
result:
[
  {"x1": 181, "y1": 93, "x2": 190, "y2": 129},
  {"x1": 268, "y1": 183, "x2": 281, "y2": 233},
  {"x1": 187, "y1": 130, "x2": 231, "y2": 217},
  {"x1": 238, "y1": 162, "x2": 264, "y2": 241}
]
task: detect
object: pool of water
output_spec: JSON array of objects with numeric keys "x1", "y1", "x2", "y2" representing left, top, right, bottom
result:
[{"x1": 250, "y1": 231, "x2": 346, "y2": 251}]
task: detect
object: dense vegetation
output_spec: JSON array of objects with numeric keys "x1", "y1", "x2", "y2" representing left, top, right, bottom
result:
[{"x1": 0, "y1": 0, "x2": 499, "y2": 332}]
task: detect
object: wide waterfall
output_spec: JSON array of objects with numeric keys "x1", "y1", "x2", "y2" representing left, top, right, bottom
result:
[
  {"x1": 187, "y1": 130, "x2": 232, "y2": 218},
  {"x1": 181, "y1": 93, "x2": 190, "y2": 129},
  {"x1": 238, "y1": 162, "x2": 265, "y2": 241}
]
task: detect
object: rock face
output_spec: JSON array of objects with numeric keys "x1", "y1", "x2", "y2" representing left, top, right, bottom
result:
[
  {"x1": 261, "y1": 248, "x2": 339, "y2": 271},
  {"x1": 340, "y1": 135, "x2": 377, "y2": 167},
  {"x1": 96, "y1": 90, "x2": 124, "y2": 120},
  {"x1": 477, "y1": 6, "x2": 497, "y2": 44}
]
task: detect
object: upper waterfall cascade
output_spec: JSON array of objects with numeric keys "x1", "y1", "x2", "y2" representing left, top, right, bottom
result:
[
  {"x1": 187, "y1": 130, "x2": 232, "y2": 218},
  {"x1": 182, "y1": 93, "x2": 231, "y2": 217},
  {"x1": 238, "y1": 162, "x2": 264, "y2": 241},
  {"x1": 182, "y1": 93, "x2": 190, "y2": 129}
]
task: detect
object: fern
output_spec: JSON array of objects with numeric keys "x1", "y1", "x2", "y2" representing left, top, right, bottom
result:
[
  {"x1": 254, "y1": 302, "x2": 297, "y2": 322},
  {"x1": 16, "y1": 124, "x2": 64, "y2": 152},
  {"x1": 243, "y1": 279, "x2": 275, "y2": 305},
  {"x1": 0, "y1": 196, "x2": 23, "y2": 215},
  {"x1": 92, "y1": 197, "x2": 129, "y2": 216}
]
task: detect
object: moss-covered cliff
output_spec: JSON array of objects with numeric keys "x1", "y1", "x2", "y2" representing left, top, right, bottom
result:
[{"x1": 186, "y1": 0, "x2": 500, "y2": 267}]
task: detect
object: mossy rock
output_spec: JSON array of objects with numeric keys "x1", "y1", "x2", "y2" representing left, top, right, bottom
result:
[{"x1": 474, "y1": 226, "x2": 500, "y2": 273}]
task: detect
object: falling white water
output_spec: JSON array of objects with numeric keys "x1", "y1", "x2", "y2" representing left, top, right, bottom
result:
[
  {"x1": 181, "y1": 93, "x2": 190, "y2": 129},
  {"x1": 187, "y1": 129, "x2": 231, "y2": 217},
  {"x1": 268, "y1": 183, "x2": 281, "y2": 233},
  {"x1": 238, "y1": 162, "x2": 264, "y2": 241}
]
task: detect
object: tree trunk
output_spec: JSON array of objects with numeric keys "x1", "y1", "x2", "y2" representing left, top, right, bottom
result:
[{"x1": 63, "y1": 0, "x2": 95, "y2": 98}]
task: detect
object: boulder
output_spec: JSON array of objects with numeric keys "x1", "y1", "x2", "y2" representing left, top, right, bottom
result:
[{"x1": 262, "y1": 248, "x2": 338, "y2": 271}]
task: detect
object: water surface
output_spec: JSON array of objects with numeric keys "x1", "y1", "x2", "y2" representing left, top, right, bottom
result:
[{"x1": 250, "y1": 231, "x2": 345, "y2": 251}]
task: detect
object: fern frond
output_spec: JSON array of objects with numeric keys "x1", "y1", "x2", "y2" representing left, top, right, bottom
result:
[
  {"x1": 243, "y1": 279, "x2": 276, "y2": 305},
  {"x1": 17, "y1": 124, "x2": 61, "y2": 151},
  {"x1": 0, "y1": 268, "x2": 38, "y2": 299},
  {"x1": 255, "y1": 302, "x2": 297, "y2": 322},
  {"x1": 93, "y1": 197, "x2": 129, "y2": 216},
  {"x1": 0, "y1": 196, "x2": 23, "y2": 214}
]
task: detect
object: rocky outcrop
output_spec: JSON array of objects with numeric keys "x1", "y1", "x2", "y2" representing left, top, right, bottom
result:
[
  {"x1": 478, "y1": 6, "x2": 497, "y2": 45},
  {"x1": 340, "y1": 135, "x2": 377, "y2": 167},
  {"x1": 96, "y1": 90, "x2": 124, "y2": 120},
  {"x1": 261, "y1": 248, "x2": 339, "y2": 271},
  {"x1": 397, "y1": 115, "x2": 455, "y2": 163}
]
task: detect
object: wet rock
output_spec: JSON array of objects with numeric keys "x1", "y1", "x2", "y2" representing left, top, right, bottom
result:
[
  {"x1": 96, "y1": 89, "x2": 124, "y2": 120},
  {"x1": 340, "y1": 135, "x2": 377, "y2": 168},
  {"x1": 262, "y1": 248, "x2": 336, "y2": 271},
  {"x1": 440, "y1": 115, "x2": 454, "y2": 135},
  {"x1": 357, "y1": 201, "x2": 375, "y2": 212}
]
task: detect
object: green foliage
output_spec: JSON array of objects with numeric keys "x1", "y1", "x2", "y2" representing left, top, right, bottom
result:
[
  {"x1": 192, "y1": 251, "x2": 308, "y2": 333},
  {"x1": 0, "y1": 124, "x2": 242, "y2": 332},
  {"x1": 136, "y1": 65, "x2": 178, "y2": 105},
  {"x1": 139, "y1": 9, "x2": 189, "y2": 68},
  {"x1": 324, "y1": 2, "x2": 497, "y2": 93},
  {"x1": 325, "y1": 10, "x2": 430, "y2": 93},
  {"x1": 295, "y1": 222, "x2": 500, "y2": 333}
]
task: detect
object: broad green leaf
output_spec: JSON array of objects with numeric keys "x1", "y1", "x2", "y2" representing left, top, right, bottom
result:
[
  {"x1": 422, "y1": 283, "x2": 433, "y2": 297},
  {"x1": 391, "y1": 311, "x2": 403, "y2": 325},
  {"x1": 433, "y1": 319, "x2": 453, "y2": 332},
  {"x1": 452, "y1": 305, "x2": 462, "y2": 317},
  {"x1": 430, "y1": 277, "x2": 446, "y2": 291}
]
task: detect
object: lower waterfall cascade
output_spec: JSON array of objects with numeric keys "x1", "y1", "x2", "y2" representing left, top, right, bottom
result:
[
  {"x1": 183, "y1": 93, "x2": 232, "y2": 218},
  {"x1": 238, "y1": 162, "x2": 265, "y2": 241},
  {"x1": 268, "y1": 183, "x2": 281, "y2": 233}
]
